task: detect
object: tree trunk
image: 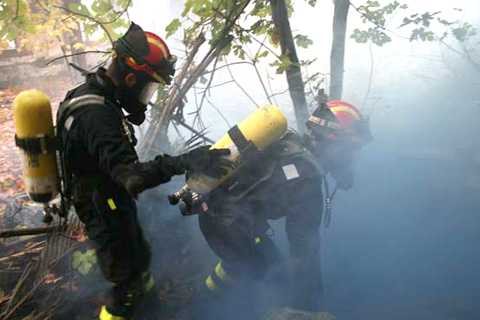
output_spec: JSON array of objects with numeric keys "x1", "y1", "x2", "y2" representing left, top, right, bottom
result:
[
  {"x1": 329, "y1": 0, "x2": 350, "y2": 101},
  {"x1": 270, "y1": 0, "x2": 308, "y2": 134}
]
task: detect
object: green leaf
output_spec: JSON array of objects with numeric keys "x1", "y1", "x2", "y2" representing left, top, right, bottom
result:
[
  {"x1": 84, "y1": 23, "x2": 98, "y2": 36},
  {"x1": 270, "y1": 54, "x2": 293, "y2": 74},
  {"x1": 68, "y1": 2, "x2": 91, "y2": 17},
  {"x1": 233, "y1": 45, "x2": 246, "y2": 60},
  {"x1": 409, "y1": 27, "x2": 434, "y2": 42},
  {"x1": 91, "y1": 0, "x2": 113, "y2": 14},
  {"x1": 221, "y1": 43, "x2": 232, "y2": 56},
  {"x1": 294, "y1": 34, "x2": 313, "y2": 48},
  {"x1": 72, "y1": 249, "x2": 97, "y2": 275},
  {"x1": 165, "y1": 18, "x2": 181, "y2": 38},
  {"x1": 182, "y1": 0, "x2": 195, "y2": 17},
  {"x1": 0, "y1": 5, "x2": 12, "y2": 21},
  {"x1": 199, "y1": 75, "x2": 208, "y2": 84},
  {"x1": 5, "y1": 27, "x2": 18, "y2": 41},
  {"x1": 254, "y1": 50, "x2": 269, "y2": 62}
]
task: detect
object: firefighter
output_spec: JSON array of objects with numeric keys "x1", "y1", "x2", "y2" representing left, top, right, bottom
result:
[
  {"x1": 194, "y1": 100, "x2": 372, "y2": 318},
  {"x1": 56, "y1": 23, "x2": 232, "y2": 320}
]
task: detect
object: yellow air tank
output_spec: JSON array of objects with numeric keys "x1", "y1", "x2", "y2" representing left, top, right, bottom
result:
[
  {"x1": 187, "y1": 104, "x2": 288, "y2": 194},
  {"x1": 13, "y1": 90, "x2": 59, "y2": 203}
]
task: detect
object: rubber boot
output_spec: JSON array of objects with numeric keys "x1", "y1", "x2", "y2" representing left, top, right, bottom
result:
[{"x1": 99, "y1": 283, "x2": 135, "y2": 320}]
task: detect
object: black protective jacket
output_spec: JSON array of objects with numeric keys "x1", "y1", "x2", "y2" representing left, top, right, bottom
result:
[
  {"x1": 199, "y1": 131, "x2": 325, "y2": 310},
  {"x1": 56, "y1": 68, "x2": 183, "y2": 205},
  {"x1": 204, "y1": 130, "x2": 325, "y2": 260}
]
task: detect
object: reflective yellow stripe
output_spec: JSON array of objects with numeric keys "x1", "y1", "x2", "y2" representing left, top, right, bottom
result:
[
  {"x1": 255, "y1": 237, "x2": 261, "y2": 244},
  {"x1": 144, "y1": 275, "x2": 155, "y2": 292},
  {"x1": 99, "y1": 305, "x2": 126, "y2": 320},
  {"x1": 107, "y1": 198, "x2": 116, "y2": 211},
  {"x1": 330, "y1": 106, "x2": 361, "y2": 120},
  {"x1": 147, "y1": 37, "x2": 168, "y2": 59},
  {"x1": 205, "y1": 275, "x2": 220, "y2": 292},
  {"x1": 215, "y1": 262, "x2": 233, "y2": 283}
]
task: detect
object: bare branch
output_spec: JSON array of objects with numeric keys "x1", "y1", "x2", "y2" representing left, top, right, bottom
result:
[
  {"x1": 46, "y1": 50, "x2": 110, "y2": 66},
  {"x1": 268, "y1": 87, "x2": 290, "y2": 99},
  {"x1": 205, "y1": 95, "x2": 232, "y2": 128},
  {"x1": 196, "y1": 80, "x2": 235, "y2": 93},
  {"x1": 362, "y1": 40, "x2": 374, "y2": 110},
  {"x1": 225, "y1": 58, "x2": 260, "y2": 109}
]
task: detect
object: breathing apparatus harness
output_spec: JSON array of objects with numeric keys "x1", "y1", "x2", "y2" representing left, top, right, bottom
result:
[{"x1": 49, "y1": 66, "x2": 136, "y2": 224}]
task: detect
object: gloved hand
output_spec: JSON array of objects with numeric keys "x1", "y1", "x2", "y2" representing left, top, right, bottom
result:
[
  {"x1": 124, "y1": 175, "x2": 146, "y2": 199},
  {"x1": 181, "y1": 146, "x2": 234, "y2": 179}
]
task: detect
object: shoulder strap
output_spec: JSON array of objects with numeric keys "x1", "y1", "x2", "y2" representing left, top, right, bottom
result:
[
  {"x1": 272, "y1": 131, "x2": 326, "y2": 177},
  {"x1": 57, "y1": 94, "x2": 106, "y2": 132}
]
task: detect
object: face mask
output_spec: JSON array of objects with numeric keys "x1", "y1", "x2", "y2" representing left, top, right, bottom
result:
[
  {"x1": 126, "y1": 111, "x2": 146, "y2": 125},
  {"x1": 138, "y1": 82, "x2": 160, "y2": 106},
  {"x1": 115, "y1": 81, "x2": 160, "y2": 125}
]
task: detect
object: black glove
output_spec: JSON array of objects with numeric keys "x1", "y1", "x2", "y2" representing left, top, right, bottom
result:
[
  {"x1": 124, "y1": 175, "x2": 146, "y2": 199},
  {"x1": 181, "y1": 146, "x2": 234, "y2": 179}
]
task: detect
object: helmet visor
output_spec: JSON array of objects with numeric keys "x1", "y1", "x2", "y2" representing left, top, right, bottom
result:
[{"x1": 138, "y1": 82, "x2": 161, "y2": 106}]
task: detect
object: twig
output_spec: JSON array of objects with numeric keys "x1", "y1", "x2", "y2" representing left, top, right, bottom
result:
[
  {"x1": 0, "y1": 225, "x2": 68, "y2": 239},
  {"x1": 3, "y1": 264, "x2": 32, "y2": 314},
  {"x1": 266, "y1": 70, "x2": 279, "y2": 106},
  {"x1": 202, "y1": 61, "x2": 253, "y2": 75},
  {"x1": 225, "y1": 58, "x2": 260, "y2": 109},
  {"x1": 196, "y1": 80, "x2": 235, "y2": 93},
  {"x1": 194, "y1": 54, "x2": 222, "y2": 126},
  {"x1": 171, "y1": 116, "x2": 215, "y2": 144},
  {"x1": 46, "y1": 50, "x2": 110, "y2": 66},
  {"x1": 205, "y1": 95, "x2": 232, "y2": 128},
  {"x1": 268, "y1": 87, "x2": 290, "y2": 99},
  {"x1": 362, "y1": 40, "x2": 374, "y2": 110},
  {"x1": 3, "y1": 276, "x2": 44, "y2": 320},
  {"x1": 0, "y1": 247, "x2": 44, "y2": 263},
  {"x1": 252, "y1": 61, "x2": 273, "y2": 104}
]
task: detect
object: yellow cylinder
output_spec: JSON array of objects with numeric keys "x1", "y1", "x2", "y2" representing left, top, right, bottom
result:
[
  {"x1": 13, "y1": 90, "x2": 59, "y2": 203},
  {"x1": 187, "y1": 104, "x2": 288, "y2": 193}
]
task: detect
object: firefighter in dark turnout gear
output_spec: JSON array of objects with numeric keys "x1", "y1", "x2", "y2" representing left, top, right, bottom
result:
[
  {"x1": 193, "y1": 100, "x2": 372, "y2": 318},
  {"x1": 56, "y1": 23, "x2": 232, "y2": 320}
]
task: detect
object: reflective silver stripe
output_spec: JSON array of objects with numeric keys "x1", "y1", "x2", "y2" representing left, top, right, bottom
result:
[
  {"x1": 64, "y1": 116, "x2": 74, "y2": 131},
  {"x1": 62, "y1": 94, "x2": 105, "y2": 132},
  {"x1": 308, "y1": 115, "x2": 342, "y2": 130},
  {"x1": 67, "y1": 94, "x2": 105, "y2": 110}
]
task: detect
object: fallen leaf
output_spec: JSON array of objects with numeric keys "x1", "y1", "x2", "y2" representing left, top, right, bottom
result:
[
  {"x1": 60, "y1": 281, "x2": 78, "y2": 292},
  {"x1": 44, "y1": 273, "x2": 63, "y2": 284}
]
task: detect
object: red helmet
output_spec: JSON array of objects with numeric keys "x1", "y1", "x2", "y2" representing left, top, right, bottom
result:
[
  {"x1": 307, "y1": 101, "x2": 372, "y2": 144},
  {"x1": 114, "y1": 23, "x2": 176, "y2": 85}
]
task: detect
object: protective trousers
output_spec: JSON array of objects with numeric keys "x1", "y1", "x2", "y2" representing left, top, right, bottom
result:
[
  {"x1": 199, "y1": 212, "x2": 284, "y2": 291},
  {"x1": 73, "y1": 178, "x2": 151, "y2": 301}
]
